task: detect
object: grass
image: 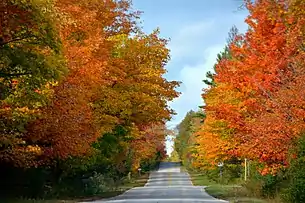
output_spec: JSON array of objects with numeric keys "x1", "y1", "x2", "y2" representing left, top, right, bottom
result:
[
  {"x1": 2, "y1": 173, "x2": 150, "y2": 203},
  {"x1": 205, "y1": 185, "x2": 268, "y2": 203},
  {"x1": 189, "y1": 172, "x2": 214, "y2": 186},
  {"x1": 188, "y1": 170, "x2": 272, "y2": 203},
  {"x1": 120, "y1": 172, "x2": 150, "y2": 189}
]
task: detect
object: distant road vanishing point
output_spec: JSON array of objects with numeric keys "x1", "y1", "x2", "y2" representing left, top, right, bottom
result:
[{"x1": 82, "y1": 162, "x2": 228, "y2": 203}]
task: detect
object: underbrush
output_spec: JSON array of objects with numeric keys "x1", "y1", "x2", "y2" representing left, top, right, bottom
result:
[
  {"x1": 1, "y1": 172, "x2": 150, "y2": 203},
  {"x1": 187, "y1": 166, "x2": 283, "y2": 203},
  {"x1": 0, "y1": 159, "x2": 156, "y2": 203}
]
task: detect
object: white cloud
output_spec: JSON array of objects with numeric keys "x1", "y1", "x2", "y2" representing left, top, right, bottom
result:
[
  {"x1": 165, "y1": 45, "x2": 223, "y2": 154},
  {"x1": 168, "y1": 20, "x2": 215, "y2": 60},
  {"x1": 165, "y1": 16, "x2": 249, "y2": 129},
  {"x1": 132, "y1": 0, "x2": 250, "y2": 156},
  {"x1": 157, "y1": 14, "x2": 248, "y2": 154},
  {"x1": 167, "y1": 45, "x2": 223, "y2": 127}
]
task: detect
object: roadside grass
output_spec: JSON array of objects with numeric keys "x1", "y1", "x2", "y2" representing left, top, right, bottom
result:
[
  {"x1": 188, "y1": 170, "x2": 274, "y2": 203},
  {"x1": 116, "y1": 172, "x2": 150, "y2": 190},
  {"x1": 189, "y1": 172, "x2": 214, "y2": 186},
  {"x1": 2, "y1": 173, "x2": 150, "y2": 203},
  {"x1": 205, "y1": 185, "x2": 269, "y2": 203}
]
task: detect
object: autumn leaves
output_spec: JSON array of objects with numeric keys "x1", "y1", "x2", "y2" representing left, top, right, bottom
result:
[
  {"x1": 0, "y1": 0, "x2": 179, "y2": 171},
  {"x1": 2, "y1": 0, "x2": 304, "y2": 181},
  {"x1": 191, "y1": 0, "x2": 305, "y2": 175}
]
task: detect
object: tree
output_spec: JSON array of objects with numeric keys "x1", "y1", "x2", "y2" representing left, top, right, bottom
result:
[
  {"x1": 94, "y1": 32, "x2": 180, "y2": 132},
  {"x1": 0, "y1": 0, "x2": 180, "y2": 198},
  {"x1": 174, "y1": 110, "x2": 203, "y2": 168},
  {"x1": 197, "y1": 0, "x2": 305, "y2": 173},
  {"x1": 192, "y1": 26, "x2": 243, "y2": 170},
  {"x1": 203, "y1": 26, "x2": 239, "y2": 87},
  {"x1": 93, "y1": 31, "x2": 180, "y2": 172},
  {"x1": 0, "y1": 0, "x2": 66, "y2": 167}
]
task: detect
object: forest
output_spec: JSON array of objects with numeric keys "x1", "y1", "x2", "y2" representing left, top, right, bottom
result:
[
  {"x1": 2, "y1": 0, "x2": 305, "y2": 202},
  {"x1": 0, "y1": 0, "x2": 180, "y2": 200},
  {"x1": 174, "y1": 0, "x2": 305, "y2": 202}
]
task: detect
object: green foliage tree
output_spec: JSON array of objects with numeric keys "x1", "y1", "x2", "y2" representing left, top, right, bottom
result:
[
  {"x1": 284, "y1": 133, "x2": 305, "y2": 203},
  {"x1": 174, "y1": 110, "x2": 203, "y2": 168},
  {"x1": 169, "y1": 150, "x2": 180, "y2": 162}
]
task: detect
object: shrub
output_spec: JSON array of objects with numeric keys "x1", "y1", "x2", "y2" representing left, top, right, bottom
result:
[
  {"x1": 84, "y1": 172, "x2": 116, "y2": 195},
  {"x1": 283, "y1": 134, "x2": 305, "y2": 203},
  {"x1": 241, "y1": 161, "x2": 286, "y2": 199}
]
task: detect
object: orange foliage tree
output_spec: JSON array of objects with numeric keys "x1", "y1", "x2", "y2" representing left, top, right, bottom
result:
[
  {"x1": 24, "y1": 0, "x2": 139, "y2": 165},
  {"x1": 1, "y1": 0, "x2": 179, "y2": 170},
  {"x1": 195, "y1": 0, "x2": 305, "y2": 173}
]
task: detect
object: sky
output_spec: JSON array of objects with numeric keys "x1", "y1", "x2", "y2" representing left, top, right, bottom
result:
[{"x1": 131, "y1": 0, "x2": 249, "y2": 155}]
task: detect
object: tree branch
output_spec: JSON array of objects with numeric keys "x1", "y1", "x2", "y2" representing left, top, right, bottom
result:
[
  {"x1": 0, "y1": 35, "x2": 35, "y2": 47},
  {"x1": 0, "y1": 72, "x2": 31, "y2": 78}
]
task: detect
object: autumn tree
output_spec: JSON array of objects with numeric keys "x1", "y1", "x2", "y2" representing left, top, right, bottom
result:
[
  {"x1": 21, "y1": 0, "x2": 140, "y2": 166},
  {"x1": 7, "y1": 0, "x2": 179, "y2": 173},
  {"x1": 196, "y1": 0, "x2": 305, "y2": 174},
  {"x1": 220, "y1": 0, "x2": 305, "y2": 172},
  {"x1": 0, "y1": 0, "x2": 179, "y2": 198},
  {"x1": 203, "y1": 25, "x2": 239, "y2": 87},
  {"x1": 174, "y1": 110, "x2": 203, "y2": 168},
  {"x1": 94, "y1": 32, "x2": 179, "y2": 131},
  {"x1": 192, "y1": 26, "x2": 243, "y2": 170},
  {"x1": 130, "y1": 123, "x2": 168, "y2": 171},
  {"x1": 0, "y1": 0, "x2": 66, "y2": 167},
  {"x1": 93, "y1": 31, "x2": 180, "y2": 172}
]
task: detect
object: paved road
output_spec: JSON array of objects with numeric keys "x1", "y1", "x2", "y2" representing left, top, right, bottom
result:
[{"x1": 82, "y1": 162, "x2": 227, "y2": 203}]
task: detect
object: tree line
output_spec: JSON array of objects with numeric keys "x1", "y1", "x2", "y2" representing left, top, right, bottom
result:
[
  {"x1": 0, "y1": 0, "x2": 180, "y2": 198},
  {"x1": 174, "y1": 0, "x2": 305, "y2": 202}
]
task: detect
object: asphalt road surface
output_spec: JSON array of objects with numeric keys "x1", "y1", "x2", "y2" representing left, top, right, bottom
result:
[{"x1": 82, "y1": 162, "x2": 228, "y2": 203}]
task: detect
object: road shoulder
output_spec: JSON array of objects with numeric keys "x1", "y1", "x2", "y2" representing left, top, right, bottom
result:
[{"x1": 187, "y1": 170, "x2": 272, "y2": 203}]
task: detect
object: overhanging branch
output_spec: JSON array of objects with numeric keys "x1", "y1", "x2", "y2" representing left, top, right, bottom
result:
[{"x1": 0, "y1": 35, "x2": 35, "y2": 47}]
